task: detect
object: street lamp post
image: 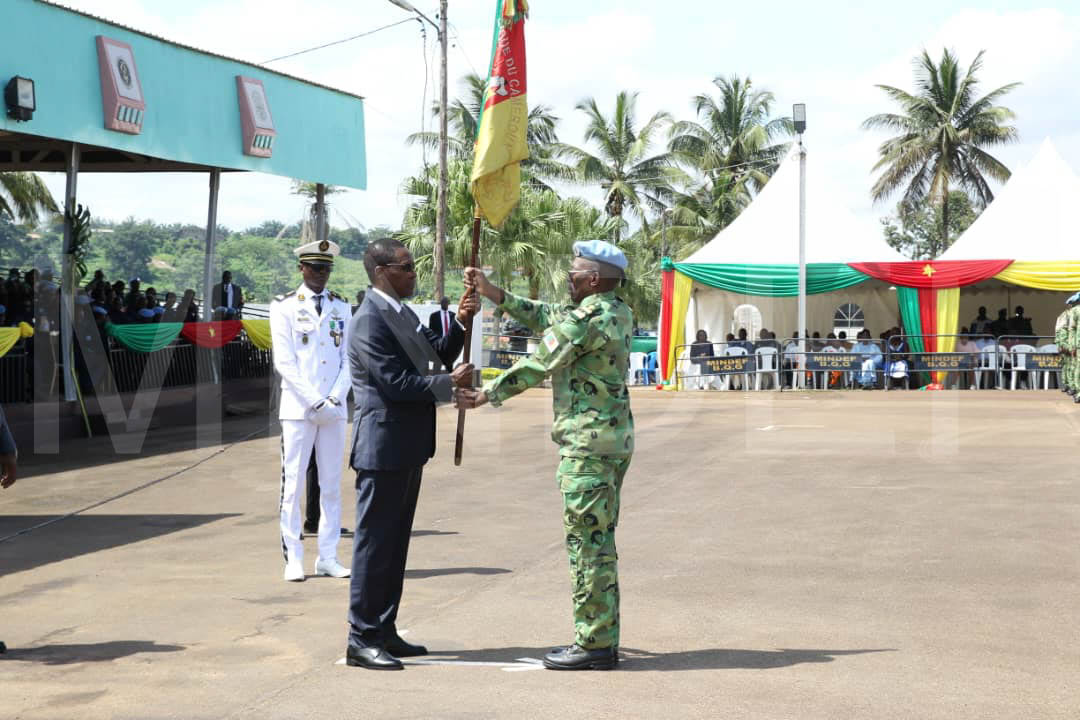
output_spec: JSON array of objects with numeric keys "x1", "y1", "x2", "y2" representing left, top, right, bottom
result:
[
  {"x1": 793, "y1": 103, "x2": 807, "y2": 389},
  {"x1": 388, "y1": 0, "x2": 447, "y2": 300}
]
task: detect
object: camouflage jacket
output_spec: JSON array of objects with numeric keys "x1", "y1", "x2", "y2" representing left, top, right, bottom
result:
[
  {"x1": 484, "y1": 290, "x2": 635, "y2": 459},
  {"x1": 1055, "y1": 311, "x2": 1068, "y2": 348}
]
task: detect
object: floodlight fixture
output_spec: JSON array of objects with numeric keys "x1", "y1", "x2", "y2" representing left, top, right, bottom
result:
[
  {"x1": 4, "y1": 76, "x2": 35, "y2": 121},
  {"x1": 793, "y1": 103, "x2": 806, "y2": 134}
]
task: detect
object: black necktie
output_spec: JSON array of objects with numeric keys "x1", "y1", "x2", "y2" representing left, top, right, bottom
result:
[{"x1": 314, "y1": 294, "x2": 323, "y2": 316}]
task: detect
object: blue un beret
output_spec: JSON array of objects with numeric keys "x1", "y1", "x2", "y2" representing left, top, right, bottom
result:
[{"x1": 573, "y1": 240, "x2": 627, "y2": 274}]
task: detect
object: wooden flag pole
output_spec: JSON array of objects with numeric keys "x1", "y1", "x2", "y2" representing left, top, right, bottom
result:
[{"x1": 454, "y1": 215, "x2": 483, "y2": 465}]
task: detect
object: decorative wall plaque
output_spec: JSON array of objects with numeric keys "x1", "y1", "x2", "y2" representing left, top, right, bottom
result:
[
  {"x1": 236, "y1": 76, "x2": 276, "y2": 157},
  {"x1": 96, "y1": 36, "x2": 145, "y2": 134}
]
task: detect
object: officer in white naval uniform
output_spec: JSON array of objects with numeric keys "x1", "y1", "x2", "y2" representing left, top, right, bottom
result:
[{"x1": 270, "y1": 239, "x2": 352, "y2": 582}]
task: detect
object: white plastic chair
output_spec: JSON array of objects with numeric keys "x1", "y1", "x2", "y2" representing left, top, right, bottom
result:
[
  {"x1": 627, "y1": 352, "x2": 646, "y2": 386},
  {"x1": 721, "y1": 346, "x2": 750, "y2": 391},
  {"x1": 1008, "y1": 344, "x2": 1037, "y2": 390},
  {"x1": 1037, "y1": 343, "x2": 1059, "y2": 390},
  {"x1": 754, "y1": 347, "x2": 780, "y2": 390},
  {"x1": 975, "y1": 344, "x2": 999, "y2": 389}
]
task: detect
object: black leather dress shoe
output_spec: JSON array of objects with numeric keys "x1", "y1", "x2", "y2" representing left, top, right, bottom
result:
[
  {"x1": 345, "y1": 645, "x2": 403, "y2": 670},
  {"x1": 542, "y1": 644, "x2": 616, "y2": 670},
  {"x1": 385, "y1": 635, "x2": 428, "y2": 657}
]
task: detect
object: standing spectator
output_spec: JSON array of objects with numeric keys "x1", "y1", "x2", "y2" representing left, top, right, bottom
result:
[
  {"x1": 107, "y1": 296, "x2": 128, "y2": 324},
  {"x1": 990, "y1": 308, "x2": 1009, "y2": 337},
  {"x1": 1007, "y1": 305, "x2": 1033, "y2": 337},
  {"x1": 970, "y1": 306, "x2": 991, "y2": 334},
  {"x1": 179, "y1": 289, "x2": 199, "y2": 323},
  {"x1": 161, "y1": 292, "x2": 182, "y2": 322},
  {"x1": 145, "y1": 288, "x2": 164, "y2": 321},
  {"x1": 427, "y1": 296, "x2": 457, "y2": 371},
  {"x1": 212, "y1": 271, "x2": 244, "y2": 319},
  {"x1": 125, "y1": 278, "x2": 142, "y2": 310}
]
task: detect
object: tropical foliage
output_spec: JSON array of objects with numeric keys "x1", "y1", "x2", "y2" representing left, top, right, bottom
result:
[
  {"x1": 863, "y1": 49, "x2": 1020, "y2": 246},
  {"x1": 881, "y1": 191, "x2": 978, "y2": 260},
  {"x1": 0, "y1": 171, "x2": 57, "y2": 223}
]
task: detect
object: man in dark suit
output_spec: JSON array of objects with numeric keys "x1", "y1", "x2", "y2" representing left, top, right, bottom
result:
[
  {"x1": 211, "y1": 271, "x2": 244, "y2": 319},
  {"x1": 427, "y1": 297, "x2": 455, "y2": 338},
  {"x1": 344, "y1": 238, "x2": 477, "y2": 670},
  {"x1": 428, "y1": 297, "x2": 456, "y2": 371}
]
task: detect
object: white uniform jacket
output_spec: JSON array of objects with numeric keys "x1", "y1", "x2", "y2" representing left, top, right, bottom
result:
[{"x1": 270, "y1": 284, "x2": 352, "y2": 420}]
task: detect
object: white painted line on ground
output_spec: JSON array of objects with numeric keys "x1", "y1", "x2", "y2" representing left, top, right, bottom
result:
[
  {"x1": 335, "y1": 657, "x2": 545, "y2": 671},
  {"x1": 757, "y1": 424, "x2": 826, "y2": 431}
]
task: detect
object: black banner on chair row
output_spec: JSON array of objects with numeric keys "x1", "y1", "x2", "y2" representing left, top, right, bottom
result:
[
  {"x1": 804, "y1": 353, "x2": 863, "y2": 372},
  {"x1": 907, "y1": 353, "x2": 977, "y2": 372},
  {"x1": 702, "y1": 356, "x2": 757, "y2": 375},
  {"x1": 1025, "y1": 353, "x2": 1063, "y2": 369},
  {"x1": 488, "y1": 350, "x2": 530, "y2": 369}
]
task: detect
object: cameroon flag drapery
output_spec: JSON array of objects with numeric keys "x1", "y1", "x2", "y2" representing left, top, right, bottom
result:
[
  {"x1": 470, "y1": 0, "x2": 529, "y2": 228},
  {"x1": 180, "y1": 320, "x2": 243, "y2": 348},
  {"x1": 104, "y1": 320, "x2": 268, "y2": 352}
]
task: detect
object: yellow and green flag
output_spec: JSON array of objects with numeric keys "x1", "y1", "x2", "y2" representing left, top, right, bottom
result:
[{"x1": 470, "y1": 0, "x2": 530, "y2": 228}]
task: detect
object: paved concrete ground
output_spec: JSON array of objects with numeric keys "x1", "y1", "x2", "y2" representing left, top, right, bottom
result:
[{"x1": 2, "y1": 389, "x2": 1079, "y2": 719}]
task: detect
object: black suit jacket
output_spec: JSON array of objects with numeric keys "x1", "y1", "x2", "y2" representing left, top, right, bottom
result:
[
  {"x1": 211, "y1": 282, "x2": 244, "y2": 310},
  {"x1": 427, "y1": 308, "x2": 456, "y2": 337},
  {"x1": 348, "y1": 292, "x2": 465, "y2": 471}
]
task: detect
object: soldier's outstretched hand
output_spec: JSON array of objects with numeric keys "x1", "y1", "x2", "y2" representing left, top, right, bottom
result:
[
  {"x1": 456, "y1": 290, "x2": 480, "y2": 324},
  {"x1": 463, "y1": 268, "x2": 502, "y2": 304},
  {"x1": 450, "y1": 363, "x2": 476, "y2": 389}
]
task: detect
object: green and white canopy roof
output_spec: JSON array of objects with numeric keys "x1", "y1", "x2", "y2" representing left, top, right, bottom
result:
[{"x1": 672, "y1": 147, "x2": 906, "y2": 296}]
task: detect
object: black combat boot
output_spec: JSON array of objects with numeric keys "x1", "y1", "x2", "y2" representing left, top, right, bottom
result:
[{"x1": 543, "y1": 644, "x2": 616, "y2": 670}]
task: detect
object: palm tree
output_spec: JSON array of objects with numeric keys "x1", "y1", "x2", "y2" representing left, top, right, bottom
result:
[
  {"x1": 556, "y1": 91, "x2": 680, "y2": 241},
  {"x1": 862, "y1": 49, "x2": 1020, "y2": 249},
  {"x1": 407, "y1": 73, "x2": 569, "y2": 190},
  {"x1": 0, "y1": 172, "x2": 58, "y2": 223},
  {"x1": 665, "y1": 75, "x2": 792, "y2": 255},
  {"x1": 669, "y1": 75, "x2": 791, "y2": 195}
]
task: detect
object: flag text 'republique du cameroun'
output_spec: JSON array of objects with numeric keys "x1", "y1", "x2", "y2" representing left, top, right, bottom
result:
[{"x1": 470, "y1": 0, "x2": 529, "y2": 228}]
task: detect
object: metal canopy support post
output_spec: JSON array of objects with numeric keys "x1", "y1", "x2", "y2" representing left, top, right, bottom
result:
[
  {"x1": 796, "y1": 135, "x2": 807, "y2": 389},
  {"x1": 60, "y1": 142, "x2": 80, "y2": 403},
  {"x1": 202, "y1": 169, "x2": 221, "y2": 321},
  {"x1": 315, "y1": 182, "x2": 326, "y2": 242},
  {"x1": 197, "y1": 169, "x2": 222, "y2": 448}
]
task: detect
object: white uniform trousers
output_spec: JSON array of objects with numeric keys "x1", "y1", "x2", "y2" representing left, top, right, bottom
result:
[{"x1": 279, "y1": 418, "x2": 346, "y2": 565}]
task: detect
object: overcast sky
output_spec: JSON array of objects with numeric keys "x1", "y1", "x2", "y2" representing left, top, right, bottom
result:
[{"x1": 42, "y1": 0, "x2": 1080, "y2": 237}]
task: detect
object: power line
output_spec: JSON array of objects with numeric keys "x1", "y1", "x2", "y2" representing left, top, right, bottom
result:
[
  {"x1": 447, "y1": 21, "x2": 480, "y2": 77},
  {"x1": 261, "y1": 18, "x2": 418, "y2": 64}
]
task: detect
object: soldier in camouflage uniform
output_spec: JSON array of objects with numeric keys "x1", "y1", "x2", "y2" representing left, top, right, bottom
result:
[
  {"x1": 457, "y1": 240, "x2": 633, "y2": 671},
  {"x1": 1070, "y1": 294, "x2": 1080, "y2": 400},
  {"x1": 1055, "y1": 304, "x2": 1069, "y2": 394}
]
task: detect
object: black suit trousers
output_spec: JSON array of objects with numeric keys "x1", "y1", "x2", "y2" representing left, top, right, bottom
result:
[{"x1": 347, "y1": 466, "x2": 423, "y2": 646}]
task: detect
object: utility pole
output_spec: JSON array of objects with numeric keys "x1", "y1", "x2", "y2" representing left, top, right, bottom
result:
[
  {"x1": 436, "y1": 0, "x2": 448, "y2": 301},
  {"x1": 388, "y1": 0, "x2": 447, "y2": 300},
  {"x1": 793, "y1": 104, "x2": 807, "y2": 389}
]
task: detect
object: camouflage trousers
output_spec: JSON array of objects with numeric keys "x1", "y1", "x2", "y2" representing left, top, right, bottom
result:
[{"x1": 558, "y1": 454, "x2": 631, "y2": 650}]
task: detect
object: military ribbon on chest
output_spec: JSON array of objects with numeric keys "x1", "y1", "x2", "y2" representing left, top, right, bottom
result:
[{"x1": 328, "y1": 316, "x2": 343, "y2": 347}]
